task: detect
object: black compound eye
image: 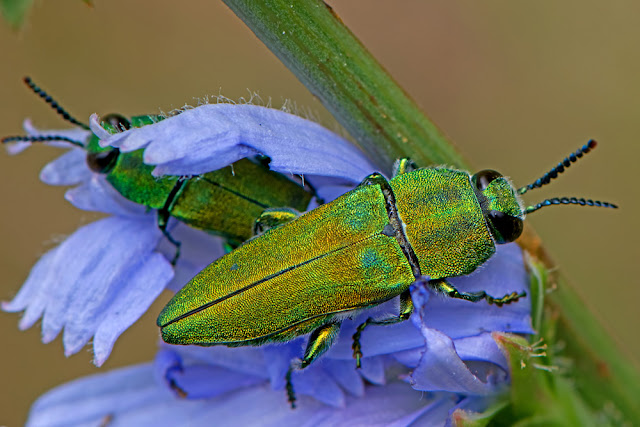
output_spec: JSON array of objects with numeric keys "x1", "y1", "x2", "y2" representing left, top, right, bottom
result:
[
  {"x1": 102, "y1": 113, "x2": 131, "y2": 132},
  {"x1": 87, "y1": 148, "x2": 120, "y2": 174},
  {"x1": 474, "y1": 169, "x2": 503, "y2": 191},
  {"x1": 487, "y1": 210, "x2": 523, "y2": 244}
]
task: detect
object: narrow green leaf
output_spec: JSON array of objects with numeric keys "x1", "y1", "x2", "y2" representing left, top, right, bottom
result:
[
  {"x1": 222, "y1": 0, "x2": 467, "y2": 174},
  {"x1": 1, "y1": 0, "x2": 34, "y2": 28}
]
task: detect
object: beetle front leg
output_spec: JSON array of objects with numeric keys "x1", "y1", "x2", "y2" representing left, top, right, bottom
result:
[
  {"x1": 428, "y1": 278, "x2": 526, "y2": 306},
  {"x1": 286, "y1": 321, "x2": 342, "y2": 409},
  {"x1": 352, "y1": 289, "x2": 413, "y2": 368},
  {"x1": 158, "y1": 177, "x2": 189, "y2": 266},
  {"x1": 253, "y1": 207, "x2": 300, "y2": 235}
]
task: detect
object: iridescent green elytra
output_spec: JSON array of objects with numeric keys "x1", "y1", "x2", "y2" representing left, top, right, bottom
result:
[{"x1": 158, "y1": 141, "x2": 617, "y2": 407}]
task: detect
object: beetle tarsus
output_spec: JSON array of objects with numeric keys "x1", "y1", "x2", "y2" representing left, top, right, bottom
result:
[
  {"x1": 352, "y1": 320, "x2": 370, "y2": 369},
  {"x1": 285, "y1": 367, "x2": 297, "y2": 409},
  {"x1": 428, "y1": 278, "x2": 526, "y2": 306}
]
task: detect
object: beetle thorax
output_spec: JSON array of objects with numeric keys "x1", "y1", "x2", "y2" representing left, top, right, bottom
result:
[{"x1": 390, "y1": 168, "x2": 496, "y2": 280}]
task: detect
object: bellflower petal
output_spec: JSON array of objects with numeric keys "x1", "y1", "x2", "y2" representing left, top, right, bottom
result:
[
  {"x1": 39, "y1": 147, "x2": 91, "y2": 185},
  {"x1": 322, "y1": 358, "x2": 365, "y2": 397},
  {"x1": 409, "y1": 327, "x2": 506, "y2": 395},
  {"x1": 64, "y1": 175, "x2": 149, "y2": 217},
  {"x1": 4, "y1": 119, "x2": 90, "y2": 155},
  {"x1": 92, "y1": 252, "x2": 173, "y2": 366},
  {"x1": 4, "y1": 216, "x2": 173, "y2": 365},
  {"x1": 93, "y1": 104, "x2": 376, "y2": 183},
  {"x1": 26, "y1": 349, "x2": 477, "y2": 427}
]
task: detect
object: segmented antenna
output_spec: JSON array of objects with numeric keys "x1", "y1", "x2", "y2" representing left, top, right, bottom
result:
[
  {"x1": 1, "y1": 135, "x2": 85, "y2": 148},
  {"x1": 23, "y1": 76, "x2": 90, "y2": 130},
  {"x1": 525, "y1": 197, "x2": 618, "y2": 214},
  {"x1": 518, "y1": 140, "x2": 597, "y2": 195}
]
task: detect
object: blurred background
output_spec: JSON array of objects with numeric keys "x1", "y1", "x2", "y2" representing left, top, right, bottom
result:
[{"x1": 1, "y1": 1, "x2": 638, "y2": 424}]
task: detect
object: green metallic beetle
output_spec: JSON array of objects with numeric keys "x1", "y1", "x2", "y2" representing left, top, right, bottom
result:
[
  {"x1": 3, "y1": 78, "x2": 315, "y2": 264},
  {"x1": 157, "y1": 139, "x2": 616, "y2": 407}
]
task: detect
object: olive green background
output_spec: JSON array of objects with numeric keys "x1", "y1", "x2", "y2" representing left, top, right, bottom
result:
[{"x1": 1, "y1": 1, "x2": 638, "y2": 425}]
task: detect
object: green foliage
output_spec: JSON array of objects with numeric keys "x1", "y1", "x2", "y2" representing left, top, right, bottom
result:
[{"x1": 0, "y1": 0, "x2": 34, "y2": 28}]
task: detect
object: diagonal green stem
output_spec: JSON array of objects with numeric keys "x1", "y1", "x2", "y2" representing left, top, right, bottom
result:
[
  {"x1": 222, "y1": 0, "x2": 467, "y2": 175},
  {"x1": 223, "y1": 0, "x2": 639, "y2": 424}
]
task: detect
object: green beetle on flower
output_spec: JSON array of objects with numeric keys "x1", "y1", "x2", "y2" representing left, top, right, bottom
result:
[
  {"x1": 3, "y1": 78, "x2": 321, "y2": 264},
  {"x1": 157, "y1": 139, "x2": 616, "y2": 407}
]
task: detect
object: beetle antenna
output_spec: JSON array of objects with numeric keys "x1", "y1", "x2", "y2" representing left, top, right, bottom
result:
[
  {"x1": 518, "y1": 140, "x2": 597, "y2": 195},
  {"x1": 1, "y1": 135, "x2": 85, "y2": 148},
  {"x1": 525, "y1": 197, "x2": 618, "y2": 214},
  {"x1": 23, "y1": 76, "x2": 90, "y2": 130}
]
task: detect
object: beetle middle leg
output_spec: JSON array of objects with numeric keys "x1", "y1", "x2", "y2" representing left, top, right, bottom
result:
[
  {"x1": 253, "y1": 207, "x2": 300, "y2": 235},
  {"x1": 351, "y1": 289, "x2": 413, "y2": 368},
  {"x1": 286, "y1": 321, "x2": 341, "y2": 409},
  {"x1": 392, "y1": 158, "x2": 418, "y2": 176},
  {"x1": 158, "y1": 177, "x2": 190, "y2": 266},
  {"x1": 428, "y1": 278, "x2": 526, "y2": 306}
]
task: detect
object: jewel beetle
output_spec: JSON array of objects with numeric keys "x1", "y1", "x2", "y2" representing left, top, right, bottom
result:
[
  {"x1": 3, "y1": 77, "x2": 317, "y2": 264},
  {"x1": 157, "y1": 139, "x2": 617, "y2": 407}
]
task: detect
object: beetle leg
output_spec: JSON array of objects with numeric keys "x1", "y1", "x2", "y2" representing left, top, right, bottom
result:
[
  {"x1": 392, "y1": 158, "x2": 418, "y2": 176},
  {"x1": 285, "y1": 321, "x2": 341, "y2": 409},
  {"x1": 253, "y1": 207, "x2": 300, "y2": 235},
  {"x1": 358, "y1": 172, "x2": 388, "y2": 187},
  {"x1": 428, "y1": 278, "x2": 526, "y2": 307},
  {"x1": 158, "y1": 177, "x2": 190, "y2": 266},
  {"x1": 352, "y1": 290, "x2": 413, "y2": 368}
]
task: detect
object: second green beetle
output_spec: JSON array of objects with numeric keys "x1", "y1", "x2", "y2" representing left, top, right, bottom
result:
[{"x1": 5, "y1": 78, "x2": 315, "y2": 264}]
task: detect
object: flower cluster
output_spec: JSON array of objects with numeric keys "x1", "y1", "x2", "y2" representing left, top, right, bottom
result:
[{"x1": 5, "y1": 104, "x2": 532, "y2": 426}]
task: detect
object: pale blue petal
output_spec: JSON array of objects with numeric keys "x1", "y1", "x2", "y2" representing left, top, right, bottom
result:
[
  {"x1": 39, "y1": 147, "x2": 91, "y2": 185},
  {"x1": 93, "y1": 252, "x2": 173, "y2": 366},
  {"x1": 4, "y1": 119, "x2": 89, "y2": 155},
  {"x1": 389, "y1": 394, "x2": 458, "y2": 427},
  {"x1": 26, "y1": 363, "x2": 168, "y2": 427},
  {"x1": 262, "y1": 341, "x2": 302, "y2": 390},
  {"x1": 453, "y1": 333, "x2": 508, "y2": 372},
  {"x1": 25, "y1": 354, "x2": 476, "y2": 427},
  {"x1": 156, "y1": 349, "x2": 265, "y2": 399},
  {"x1": 94, "y1": 105, "x2": 376, "y2": 182},
  {"x1": 409, "y1": 327, "x2": 505, "y2": 395},
  {"x1": 64, "y1": 175, "x2": 149, "y2": 217},
  {"x1": 323, "y1": 359, "x2": 365, "y2": 397},
  {"x1": 291, "y1": 363, "x2": 346, "y2": 408},
  {"x1": 160, "y1": 345, "x2": 269, "y2": 379},
  {"x1": 3, "y1": 251, "x2": 56, "y2": 329},
  {"x1": 357, "y1": 355, "x2": 386, "y2": 385},
  {"x1": 3, "y1": 216, "x2": 172, "y2": 365},
  {"x1": 58, "y1": 218, "x2": 169, "y2": 357}
]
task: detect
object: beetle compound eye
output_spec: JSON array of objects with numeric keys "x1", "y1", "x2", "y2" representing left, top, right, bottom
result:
[
  {"x1": 486, "y1": 210, "x2": 523, "y2": 243},
  {"x1": 102, "y1": 114, "x2": 131, "y2": 132},
  {"x1": 87, "y1": 148, "x2": 120, "y2": 174},
  {"x1": 473, "y1": 170, "x2": 503, "y2": 191}
]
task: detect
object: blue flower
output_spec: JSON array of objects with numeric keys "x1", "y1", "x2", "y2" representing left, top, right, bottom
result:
[{"x1": 6, "y1": 104, "x2": 532, "y2": 426}]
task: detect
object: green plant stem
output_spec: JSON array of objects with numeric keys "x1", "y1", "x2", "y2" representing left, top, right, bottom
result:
[
  {"x1": 222, "y1": 0, "x2": 466, "y2": 175},
  {"x1": 223, "y1": 0, "x2": 640, "y2": 423}
]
